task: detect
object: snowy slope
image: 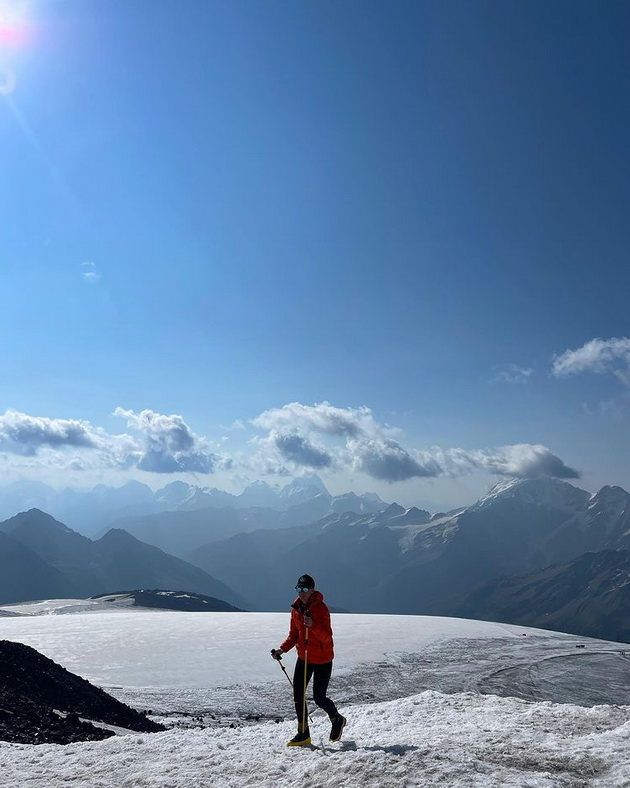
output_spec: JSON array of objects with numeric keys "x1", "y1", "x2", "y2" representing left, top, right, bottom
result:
[
  {"x1": 2, "y1": 604, "x2": 630, "y2": 786},
  {"x1": 0, "y1": 606, "x2": 601, "y2": 689},
  {"x1": 1, "y1": 690, "x2": 629, "y2": 787}
]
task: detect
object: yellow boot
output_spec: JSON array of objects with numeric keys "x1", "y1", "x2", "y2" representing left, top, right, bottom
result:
[{"x1": 287, "y1": 728, "x2": 311, "y2": 747}]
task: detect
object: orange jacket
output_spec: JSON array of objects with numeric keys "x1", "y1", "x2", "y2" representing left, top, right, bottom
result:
[{"x1": 280, "y1": 590, "x2": 334, "y2": 664}]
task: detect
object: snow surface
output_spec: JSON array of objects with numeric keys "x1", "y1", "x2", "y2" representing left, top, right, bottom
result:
[
  {"x1": 0, "y1": 605, "x2": 564, "y2": 688},
  {"x1": 2, "y1": 691, "x2": 629, "y2": 787},
  {"x1": 2, "y1": 602, "x2": 630, "y2": 786}
]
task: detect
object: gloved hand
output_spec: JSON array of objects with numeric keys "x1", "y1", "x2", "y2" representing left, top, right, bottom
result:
[
  {"x1": 303, "y1": 612, "x2": 313, "y2": 627},
  {"x1": 270, "y1": 649, "x2": 283, "y2": 661}
]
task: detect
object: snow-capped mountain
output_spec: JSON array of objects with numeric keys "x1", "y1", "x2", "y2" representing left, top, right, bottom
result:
[
  {"x1": 189, "y1": 477, "x2": 630, "y2": 618},
  {"x1": 276, "y1": 475, "x2": 329, "y2": 507},
  {"x1": 109, "y1": 478, "x2": 389, "y2": 558},
  {"x1": 154, "y1": 482, "x2": 236, "y2": 511},
  {"x1": 0, "y1": 476, "x2": 389, "y2": 537}
]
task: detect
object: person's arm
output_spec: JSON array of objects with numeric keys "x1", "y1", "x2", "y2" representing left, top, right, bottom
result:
[
  {"x1": 307, "y1": 602, "x2": 332, "y2": 642},
  {"x1": 279, "y1": 611, "x2": 299, "y2": 653}
]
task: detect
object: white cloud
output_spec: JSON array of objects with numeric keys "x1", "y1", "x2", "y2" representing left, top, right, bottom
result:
[
  {"x1": 493, "y1": 364, "x2": 533, "y2": 384},
  {"x1": 252, "y1": 401, "x2": 387, "y2": 439},
  {"x1": 0, "y1": 410, "x2": 99, "y2": 456},
  {"x1": 0, "y1": 408, "x2": 230, "y2": 476},
  {"x1": 0, "y1": 404, "x2": 580, "y2": 485},
  {"x1": 113, "y1": 408, "x2": 225, "y2": 474},
  {"x1": 466, "y1": 444, "x2": 579, "y2": 480},
  {"x1": 348, "y1": 438, "x2": 442, "y2": 481},
  {"x1": 250, "y1": 401, "x2": 579, "y2": 482},
  {"x1": 553, "y1": 337, "x2": 630, "y2": 386},
  {"x1": 81, "y1": 261, "x2": 102, "y2": 283},
  {"x1": 273, "y1": 433, "x2": 333, "y2": 469}
]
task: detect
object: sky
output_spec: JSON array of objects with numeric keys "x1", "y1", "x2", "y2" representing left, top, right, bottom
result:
[{"x1": 0, "y1": 0, "x2": 629, "y2": 509}]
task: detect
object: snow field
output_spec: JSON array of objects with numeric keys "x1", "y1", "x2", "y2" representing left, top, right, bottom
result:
[
  {"x1": 2, "y1": 691, "x2": 629, "y2": 788},
  {"x1": 0, "y1": 609, "x2": 579, "y2": 688}
]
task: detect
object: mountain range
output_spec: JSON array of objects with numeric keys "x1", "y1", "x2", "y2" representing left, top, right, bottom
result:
[
  {"x1": 2, "y1": 476, "x2": 630, "y2": 643},
  {"x1": 0, "y1": 476, "x2": 388, "y2": 538},
  {"x1": 186, "y1": 477, "x2": 630, "y2": 622},
  {"x1": 0, "y1": 509, "x2": 245, "y2": 608},
  {"x1": 443, "y1": 548, "x2": 630, "y2": 643}
]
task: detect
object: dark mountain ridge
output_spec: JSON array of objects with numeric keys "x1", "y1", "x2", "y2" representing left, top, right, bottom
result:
[
  {"x1": 444, "y1": 549, "x2": 630, "y2": 643},
  {"x1": 0, "y1": 509, "x2": 245, "y2": 607}
]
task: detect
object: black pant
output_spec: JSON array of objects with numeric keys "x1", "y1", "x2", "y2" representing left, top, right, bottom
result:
[{"x1": 293, "y1": 659, "x2": 339, "y2": 730}]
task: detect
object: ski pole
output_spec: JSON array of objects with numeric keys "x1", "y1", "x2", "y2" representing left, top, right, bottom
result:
[
  {"x1": 273, "y1": 654, "x2": 314, "y2": 723},
  {"x1": 302, "y1": 626, "x2": 309, "y2": 734},
  {"x1": 276, "y1": 657, "x2": 294, "y2": 688}
]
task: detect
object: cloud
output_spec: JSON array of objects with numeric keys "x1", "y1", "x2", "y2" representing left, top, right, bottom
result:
[
  {"x1": 469, "y1": 444, "x2": 580, "y2": 479},
  {"x1": 0, "y1": 408, "x2": 230, "y2": 476},
  {"x1": 493, "y1": 364, "x2": 533, "y2": 384},
  {"x1": 252, "y1": 401, "x2": 382, "y2": 439},
  {"x1": 0, "y1": 410, "x2": 99, "y2": 456},
  {"x1": 81, "y1": 261, "x2": 101, "y2": 283},
  {"x1": 251, "y1": 401, "x2": 579, "y2": 483},
  {"x1": 553, "y1": 337, "x2": 630, "y2": 386},
  {"x1": 348, "y1": 438, "x2": 442, "y2": 481},
  {"x1": 0, "y1": 403, "x2": 579, "y2": 485},
  {"x1": 273, "y1": 433, "x2": 333, "y2": 469},
  {"x1": 113, "y1": 407, "x2": 225, "y2": 474}
]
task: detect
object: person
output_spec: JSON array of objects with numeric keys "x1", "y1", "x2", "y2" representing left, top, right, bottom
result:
[{"x1": 271, "y1": 574, "x2": 346, "y2": 747}]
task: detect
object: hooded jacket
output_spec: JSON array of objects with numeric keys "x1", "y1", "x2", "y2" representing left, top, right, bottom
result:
[{"x1": 279, "y1": 590, "x2": 334, "y2": 664}]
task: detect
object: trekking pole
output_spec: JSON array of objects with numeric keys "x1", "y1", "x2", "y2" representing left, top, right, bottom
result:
[
  {"x1": 302, "y1": 626, "x2": 309, "y2": 734},
  {"x1": 273, "y1": 654, "x2": 314, "y2": 724},
  {"x1": 276, "y1": 657, "x2": 294, "y2": 688}
]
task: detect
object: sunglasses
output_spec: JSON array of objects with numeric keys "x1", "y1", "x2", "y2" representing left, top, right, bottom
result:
[{"x1": 295, "y1": 586, "x2": 312, "y2": 593}]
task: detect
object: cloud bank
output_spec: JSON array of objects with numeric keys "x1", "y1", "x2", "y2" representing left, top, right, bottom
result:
[
  {"x1": 0, "y1": 402, "x2": 579, "y2": 483},
  {"x1": 252, "y1": 401, "x2": 579, "y2": 482}
]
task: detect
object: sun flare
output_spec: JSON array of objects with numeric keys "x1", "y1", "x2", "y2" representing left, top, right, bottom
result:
[{"x1": 0, "y1": 0, "x2": 30, "y2": 46}]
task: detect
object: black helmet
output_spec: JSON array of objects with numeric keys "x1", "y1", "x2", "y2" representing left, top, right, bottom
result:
[{"x1": 296, "y1": 574, "x2": 315, "y2": 590}]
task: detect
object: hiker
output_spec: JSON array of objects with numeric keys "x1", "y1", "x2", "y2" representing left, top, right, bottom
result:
[{"x1": 271, "y1": 573, "x2": 346, "y2": 747}]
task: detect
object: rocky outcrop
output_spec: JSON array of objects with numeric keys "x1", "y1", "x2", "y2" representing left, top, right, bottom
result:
[{"x1": 0, "y1": 640, "x2": 164, "y2": 744}]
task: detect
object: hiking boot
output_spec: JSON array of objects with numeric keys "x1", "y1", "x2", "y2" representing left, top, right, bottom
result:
[
  {"x1": 329, "y1": 715, "x2": 346, "y2": 742},
  {"x1": 287, "y1": 729, "x2": 311, "y2": 747}
]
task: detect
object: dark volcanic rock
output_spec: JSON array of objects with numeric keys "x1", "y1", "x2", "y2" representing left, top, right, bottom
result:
[
  {"x1": 92, "y1": 589, "x2": 243, "y2": 612},
  {"x1": 0, "y1": 640, "x2": 164, "y2": 744}
]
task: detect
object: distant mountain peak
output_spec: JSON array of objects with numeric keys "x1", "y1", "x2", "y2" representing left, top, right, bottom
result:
[
  {"x1": 279, "y1": 475, "x2": 329, "y2": 497},
  {"x1": 0, "y1": 508, "x2": 74, "y2": 536},
  {"x1": 593, "y1": 485, "x2": 630, "y2": 500},
  {"x1": 383, "y1": 503, "x2": 406, "y2": 518},
  {"x1": 97, "y1": 528, "x2": 140, "y2": 546},
  {"x1": 475, "y1": 477, "x2": 590, "y2": 511},
  {"x1": 246, "y1": 480, "x2": 275, "y2": 489}
]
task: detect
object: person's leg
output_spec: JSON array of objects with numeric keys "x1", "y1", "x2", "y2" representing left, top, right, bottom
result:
[
  {"x1": 292, "y1": 658, "x2": 315, "y2": 731},
  {"x1": 311, "y1": 662, "x2": 339, "y2": 719}
]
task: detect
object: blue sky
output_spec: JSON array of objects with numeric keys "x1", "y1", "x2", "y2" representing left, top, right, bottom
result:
[{"x1": 0, "y1": 0, "x2": 629, "y2": 509}]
